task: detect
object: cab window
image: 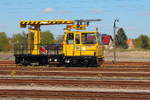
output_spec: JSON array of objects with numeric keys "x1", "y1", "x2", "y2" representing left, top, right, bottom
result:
[
  {"x1": 75, "y1": 34, "x2": 80, "y2": 44},
  {"x1": 66, "y1": 33, "x2": 74, "y2": 44},
  {"x1": 82, "y1": 33, "x2": 96, "y2": 44}
]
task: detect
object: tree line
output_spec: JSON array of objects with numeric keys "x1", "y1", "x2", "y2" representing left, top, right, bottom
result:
[
  {"x1": 115, "y1": 28, "x2": 150, "y2": 49},
  {"x1": 0, "y1": 29, "x2": 150, "y2": 52},
  {"x1": 0, "y1": 31, "x2": 55, "y2": 52}
]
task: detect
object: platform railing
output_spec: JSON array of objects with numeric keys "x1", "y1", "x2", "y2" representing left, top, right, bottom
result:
[{"x1": 14, "y1": 44, "x2": 63, "y2": 55}]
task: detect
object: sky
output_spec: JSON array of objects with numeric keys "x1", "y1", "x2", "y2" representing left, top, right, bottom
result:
[{"x1": 0, "y1": 0, "x2": 150, "y2": 38}]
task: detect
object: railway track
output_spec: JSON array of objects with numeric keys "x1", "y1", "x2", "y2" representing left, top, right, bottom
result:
[
  {"x1": 1, "y1": 70, "x2": 150, "y2": 78},
  {"x1": 1, "y1": 67, "x2": 150, "y2": 72},
  {"x1": 0, "y1": 63, "x2": 150, "y2": 79},
  {"x1": 1, "y1": 79, "x2": 150, "y2": 88},
  {"x1": 1, "y1": 89, "x2": 150, "y2": 100},
  {"x1": 0, "y1": 60, "x2": 15, "y2": 64}
]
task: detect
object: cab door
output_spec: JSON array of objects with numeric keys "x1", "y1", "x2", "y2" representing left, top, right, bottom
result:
[
  {"x1": 74, "y1": 33, "x2": 81, "y2": 56},
  {"x1": 64, "y1": 33, "x2": 75, "y2": 56}
]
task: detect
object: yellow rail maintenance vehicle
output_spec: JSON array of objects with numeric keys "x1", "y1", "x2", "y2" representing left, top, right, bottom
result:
[{"x1": 14, "y1": 19, "x2": 104, "y2": 67}]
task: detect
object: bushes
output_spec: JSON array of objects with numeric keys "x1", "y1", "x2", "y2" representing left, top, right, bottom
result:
[
  {"x1": 135, "y1": 35, "x2": 150, "y2": 49},
  {"x1": 0, "y1": 32, "x2": 9, "y2": 51}
]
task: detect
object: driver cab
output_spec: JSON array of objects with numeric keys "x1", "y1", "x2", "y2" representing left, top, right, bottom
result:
[{"x1": 63, "y1": 31, "x2": 103, "y2": 58}]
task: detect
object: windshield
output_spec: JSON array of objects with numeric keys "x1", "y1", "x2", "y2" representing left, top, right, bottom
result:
[{"x1": 82, "y1": 33, "x2": 96, "y2": 44}]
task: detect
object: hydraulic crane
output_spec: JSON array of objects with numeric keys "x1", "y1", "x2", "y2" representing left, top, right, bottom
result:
[{"x1": 20, "y1": 20, "x2": 74, "y2": 55}]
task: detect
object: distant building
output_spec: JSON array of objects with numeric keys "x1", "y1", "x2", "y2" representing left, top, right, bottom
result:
[
  {"x1": 101, "y1": 34, "x2": 113, "y2": 49},
  {"x1": 126, "y1": 39, "x2": 135, "y2": 49},
  {"x1": 105, "y1": 39, "x2": 113, "y2": 49}
]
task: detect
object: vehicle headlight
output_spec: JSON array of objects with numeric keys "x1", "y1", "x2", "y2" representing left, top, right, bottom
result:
[{"x1": 82, "y1": 47, "x2": 86, "y2": 51}]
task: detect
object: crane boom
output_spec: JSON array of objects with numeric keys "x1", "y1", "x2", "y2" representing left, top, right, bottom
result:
[
  {"x1": 20, "y1": 19, "x2": 101, "y2": 28},
  {"x1": 20, "y1": 20, "x2": 75, "y2": 28}
]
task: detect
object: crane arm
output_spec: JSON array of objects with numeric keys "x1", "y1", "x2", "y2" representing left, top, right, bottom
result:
[{"x1": 20, "y1": 20, "x2": 75, "y2": 28}]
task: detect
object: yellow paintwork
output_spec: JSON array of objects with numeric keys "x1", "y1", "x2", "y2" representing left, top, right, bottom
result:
[
  {"x1": 20, "y1": 20, "x2": 74, "y2": 28},
  {"x1": 66, "y1": 25, "x2": 88, "y2": 30},
  {"x1": 28, "y1": 28, "x2": 40, "y2": 55},
  {"x1": 63, "y1": 31, "x2": 104, "y2": 59}
]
